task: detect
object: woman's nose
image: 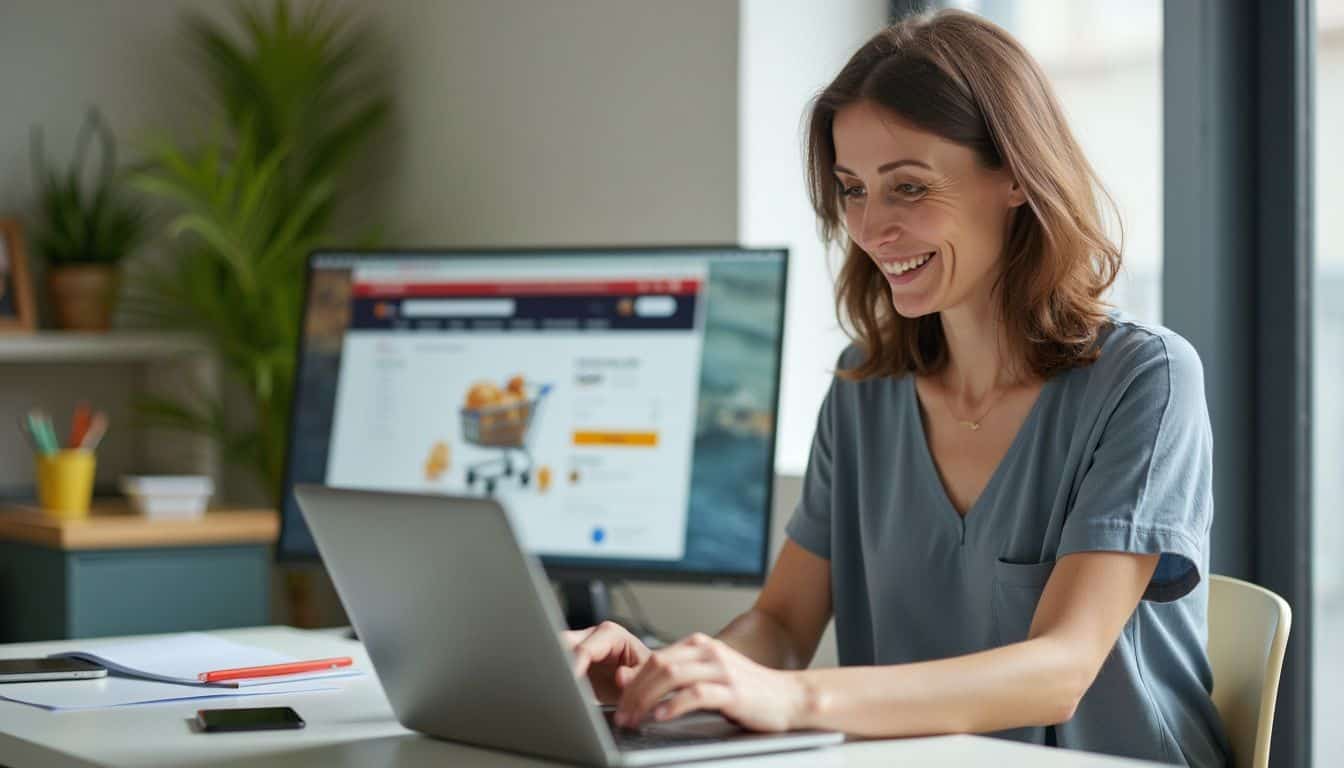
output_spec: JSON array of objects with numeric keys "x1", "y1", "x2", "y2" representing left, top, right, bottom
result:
[{"x1": 860, "y1": 200, "x2": 904, "y2": 250}]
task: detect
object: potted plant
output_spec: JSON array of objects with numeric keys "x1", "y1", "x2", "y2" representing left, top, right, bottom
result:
[
  {"x1": 30, "y1": 107, "x2": 147, "y2": 331},
  {"x1": 127, "y1": 0, "x2": 388, "y2": 500}
]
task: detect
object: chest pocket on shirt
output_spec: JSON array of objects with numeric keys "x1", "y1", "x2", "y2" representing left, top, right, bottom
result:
[{"x1": 992, "y1": 558, "x2": 1056, "y2": 646}]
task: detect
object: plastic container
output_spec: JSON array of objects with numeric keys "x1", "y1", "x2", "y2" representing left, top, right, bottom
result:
[{"x1": 119, "y1": 475, "x2": 214, "y2": 519}]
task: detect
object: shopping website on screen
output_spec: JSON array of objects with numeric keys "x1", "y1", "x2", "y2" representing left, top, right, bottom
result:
[{"x1": 323, "y1": 259, "x2": 707, "y2": 560}]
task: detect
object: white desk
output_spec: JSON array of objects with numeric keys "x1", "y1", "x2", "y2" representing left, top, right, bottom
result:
[{"x1": 0, "y1": 627, "x2": 1160, "y2": 767}]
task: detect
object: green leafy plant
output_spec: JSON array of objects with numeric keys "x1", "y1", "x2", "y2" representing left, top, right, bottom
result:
[
  {"x1": 127, "y1": 0, "x2": 388, "y2": 501},
  {"x1": 30, "y1": 107, "x2": 147, "y2": 267}
]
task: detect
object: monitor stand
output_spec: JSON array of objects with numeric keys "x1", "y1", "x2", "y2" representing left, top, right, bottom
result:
[{"x1": 561, "y1": 579, "x2": 612, "y2": 629}]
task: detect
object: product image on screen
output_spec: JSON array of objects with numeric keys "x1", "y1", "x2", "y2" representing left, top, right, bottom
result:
[{"x1": 277, "y1": 247, "x2": 787, "y2": 584}]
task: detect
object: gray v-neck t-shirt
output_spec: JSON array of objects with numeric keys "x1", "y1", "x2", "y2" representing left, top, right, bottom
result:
[{"x1": 786, "y1": 315, "x2": 1230, "y2": 767}]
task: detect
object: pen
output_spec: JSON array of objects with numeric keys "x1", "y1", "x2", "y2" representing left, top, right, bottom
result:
[
  {"x1": 37, "y1": 411, "x2": 60, "y2": 455},
  {"x1": 69, "y1": 402, "x2": 92, "y2": 449},
  {"x1": 26, "y1": 411, "x2": 56, "y2": 456},
  {"x1": 79, "y1": 412, "x2": 107, "y2": 452},
  {"x1": 197, "y1": 656, "x2": 354, "y2": 683}
]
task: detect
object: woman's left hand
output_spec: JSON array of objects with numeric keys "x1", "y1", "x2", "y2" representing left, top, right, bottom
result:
[{"x1": 612, "y1": 632, "x2": 812, "y2": 732}]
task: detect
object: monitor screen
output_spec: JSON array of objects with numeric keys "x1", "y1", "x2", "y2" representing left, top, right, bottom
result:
[{"x1": 277, "y1": 247, "x2": 787, "y2": 583}]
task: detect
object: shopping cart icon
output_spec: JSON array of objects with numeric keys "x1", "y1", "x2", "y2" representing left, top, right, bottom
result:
[{"x1": 462, "y1": 383, "x2": 552, "y2": 495}]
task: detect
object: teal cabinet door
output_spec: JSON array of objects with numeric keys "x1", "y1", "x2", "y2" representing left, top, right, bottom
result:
[{"x1": 0, "y1": 541, "x2": 270, "y2": 641}]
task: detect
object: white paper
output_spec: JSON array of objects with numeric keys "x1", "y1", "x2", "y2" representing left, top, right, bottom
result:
[
  {"x1": 49, "y1": 633, "x2": 362, "y2": 688},
  {"x1": 0, "y1": 675, "x2": 343, "y2": 711}
]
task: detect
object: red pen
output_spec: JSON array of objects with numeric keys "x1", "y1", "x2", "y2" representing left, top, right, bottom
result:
[
  {"x1": 69, "y1": 402, "x2": 91, "y2": 449},
  {"x1": 197, "y1": 656, "x2": 353, "y2": 683}
]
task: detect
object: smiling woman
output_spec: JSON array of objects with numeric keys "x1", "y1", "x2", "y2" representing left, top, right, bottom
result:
[{"x1": 566, "y1": 10, "x2": 1230, "y2": 767}]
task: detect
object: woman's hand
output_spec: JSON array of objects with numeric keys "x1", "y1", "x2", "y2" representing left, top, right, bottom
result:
[
  {"x1": 612, "y1": 632, "x2": 813, "y2": 732},
  {"x1": 564, "y1": 621, "x2": 652, "y2": 704}
]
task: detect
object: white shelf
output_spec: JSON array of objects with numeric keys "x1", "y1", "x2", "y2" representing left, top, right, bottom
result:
[{"x1": 0, "y1": 331, "x2": 212, "y2": 363}]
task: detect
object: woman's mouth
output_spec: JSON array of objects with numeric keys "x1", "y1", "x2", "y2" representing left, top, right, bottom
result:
[{"x1": 879, "y1": 251, "x2": 936, "y2": 284}]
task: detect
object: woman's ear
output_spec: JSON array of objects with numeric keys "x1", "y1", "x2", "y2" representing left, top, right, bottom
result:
[{"x1": 1006, "y1": 179, "x2": 1028, "y2": 208}]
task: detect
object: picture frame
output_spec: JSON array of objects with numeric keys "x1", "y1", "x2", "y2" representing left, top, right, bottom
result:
[{"x1": 0, "y1": 218, "x2": 37, "y2": 332}]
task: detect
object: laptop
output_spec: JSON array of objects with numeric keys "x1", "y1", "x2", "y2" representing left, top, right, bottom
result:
[{"x1": 293, "y1": 485, "x2": 844, "y2": 766}]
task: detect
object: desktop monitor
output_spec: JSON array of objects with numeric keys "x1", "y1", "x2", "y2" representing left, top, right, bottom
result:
[{"x1": 277, "y1": 246, "x2": 788, "y2": 624}]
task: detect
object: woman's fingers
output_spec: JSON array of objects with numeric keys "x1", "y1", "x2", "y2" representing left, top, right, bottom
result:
[
  {"x1": 614, "y1": 636, "x2": 715, "y2": 688},
  {"x1": 653, "y1": 681, "x2": 735, "y2": 722},
  {"x1": 615, "y1": 641, "x2": 707, "y2": 684},
  {"x1": 571, "y1": 621, "x2": 647, "y2": 677},
  {"x1": 615, "y1": 659, "x2": 725, "y2": 726}
]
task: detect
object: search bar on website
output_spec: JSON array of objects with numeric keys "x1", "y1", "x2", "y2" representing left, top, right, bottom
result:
[
  {"x1": 634, "y1": 296, "x2": 676, "y2": 318},
  {"x1": 401, "y1": 299, "x2": 517, "y2": 318}
]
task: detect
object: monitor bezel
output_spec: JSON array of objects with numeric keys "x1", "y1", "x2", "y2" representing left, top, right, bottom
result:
[{"x1": 276, "y1": 245, "x2": 790, "y2": 587}]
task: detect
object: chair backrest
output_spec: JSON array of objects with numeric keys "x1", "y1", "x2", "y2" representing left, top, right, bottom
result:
[{"x1": 1206, "y1": 574, "x2": 1292, "y2": 768}]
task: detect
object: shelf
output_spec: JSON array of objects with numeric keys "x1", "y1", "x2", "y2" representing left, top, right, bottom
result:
[
  {"x1": 0, "y1": 503, "x2": 277, "y2": 550},
  {"x1": 0, "y1": 331, "x2": 212, "y2": 363}
]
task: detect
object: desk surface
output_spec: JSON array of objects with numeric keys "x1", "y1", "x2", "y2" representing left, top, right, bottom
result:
[{"x1": 0, "y1": 627, "x2": 1161, "y2": 768}]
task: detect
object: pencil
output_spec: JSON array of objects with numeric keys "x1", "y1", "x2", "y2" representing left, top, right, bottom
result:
[
  {"x1": 79, "y1": 413, "x2": 108, "y2": 452},
  {"x1": 69, "y1": 402, "x2": 92, "y2": 449}
]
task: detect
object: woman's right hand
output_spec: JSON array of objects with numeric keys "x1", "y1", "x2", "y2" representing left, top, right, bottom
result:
[{"x1": 563, "y1": 621, "x2": 652, "y2": 704}]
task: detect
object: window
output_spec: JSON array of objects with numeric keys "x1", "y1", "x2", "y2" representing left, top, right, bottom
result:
[
  {"x1": 1313, "y1": 0, "x2": 1344, "y2": 760},
  {"x1": 953, "y1": 0, "x2": 1164, "y2": 327}
]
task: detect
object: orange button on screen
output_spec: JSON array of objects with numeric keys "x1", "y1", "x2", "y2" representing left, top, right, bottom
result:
[{"x1": 572, "y1": 430, "x2": 659, "y2": 447}]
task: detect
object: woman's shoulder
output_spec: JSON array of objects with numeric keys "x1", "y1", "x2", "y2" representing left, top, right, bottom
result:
[{"x1": 1080, "y1": 310, "x2": 1206, "y2": 397}]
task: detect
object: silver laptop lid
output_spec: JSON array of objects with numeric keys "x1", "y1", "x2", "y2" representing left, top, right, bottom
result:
[{"x1": 294, "y1": 484, "x2": 617, "y2": 765}]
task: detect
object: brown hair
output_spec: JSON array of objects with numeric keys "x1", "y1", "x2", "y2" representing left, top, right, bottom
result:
[{"x1": 804, "y1": 9, "x2": 1121, "y2": 381}]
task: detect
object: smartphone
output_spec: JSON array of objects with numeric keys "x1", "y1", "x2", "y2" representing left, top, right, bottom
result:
[
  {"x1": 196, "y1": 706, "x2": 306, "y2": 732},
  {"x1": 0, "y1": 657, "x2": 107, "y2": 683}
]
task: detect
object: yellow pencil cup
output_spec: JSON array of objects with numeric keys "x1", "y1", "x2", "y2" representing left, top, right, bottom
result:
[{"x1": 36, "y1": 450, "x2": 96, "y2": 520}]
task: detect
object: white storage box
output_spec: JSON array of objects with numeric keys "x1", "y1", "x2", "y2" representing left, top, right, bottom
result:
[{"x1": 119, "y1": 475, "x2": 215, "y2": 519}]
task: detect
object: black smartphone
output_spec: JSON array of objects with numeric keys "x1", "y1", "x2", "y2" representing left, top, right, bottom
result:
[
  {"x1": 196, "y1": 706, "x2": 306, "y2": 732},
  {"x1": 0, "y1": 657, "x2": 107, "y2": 683}
]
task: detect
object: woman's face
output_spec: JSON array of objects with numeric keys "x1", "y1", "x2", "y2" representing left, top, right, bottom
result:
[{"x1": 831, "y1": 100, "x2": 1026, "y2": 318}]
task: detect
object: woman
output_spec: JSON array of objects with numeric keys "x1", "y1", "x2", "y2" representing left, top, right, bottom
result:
[{"x1": 566, "y1": 10, "x2": 1230, "y2": 766}]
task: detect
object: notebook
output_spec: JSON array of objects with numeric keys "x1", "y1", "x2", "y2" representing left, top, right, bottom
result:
[
  {"x1": 0, "y1": 675, "x2": 343, "y2": 711},
  {"x1": 49, "y1": 633, "x2": 364, "y2": 688}
]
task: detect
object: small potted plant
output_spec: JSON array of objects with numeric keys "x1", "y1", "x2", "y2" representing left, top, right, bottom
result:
[{"x1": 30, "y1": 107, "x2": 146, "y2": 331}]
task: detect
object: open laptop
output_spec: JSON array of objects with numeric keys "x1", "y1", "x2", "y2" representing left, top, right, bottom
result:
[{"x1": 293, "y1": 484, "x2": 844, "y2": 766}]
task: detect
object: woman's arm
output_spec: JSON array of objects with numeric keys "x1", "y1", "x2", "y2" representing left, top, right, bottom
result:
[
  {"x1": 613, "y1": 549, "x2": 1157, "y2": 734},
  {"x1": 794, "y1": 550, "x2": 1159, "y2": 736},
  {"x1": 716, "y1": 539, "x2": 833, "y2": 670}
]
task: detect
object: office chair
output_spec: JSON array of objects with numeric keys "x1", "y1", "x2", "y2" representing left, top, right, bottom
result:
[{"x1": 1207, "y1": 574, "x2": 1292, "y2": 768}]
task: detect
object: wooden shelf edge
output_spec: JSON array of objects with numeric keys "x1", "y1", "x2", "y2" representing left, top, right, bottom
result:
[{"x1": 0, "y1": 505, "x2": 278, "y2": 550}]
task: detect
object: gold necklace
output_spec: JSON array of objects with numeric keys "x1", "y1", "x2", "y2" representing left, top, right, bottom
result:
[{"x1": 943, "y1": 381, "x2": 1015, "y2": 431}]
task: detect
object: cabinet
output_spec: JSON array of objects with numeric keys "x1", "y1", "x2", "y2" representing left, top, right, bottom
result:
[
  {"x1": 0, "y1": 332, "x2": 273, "y2": 641},
  {"x1": 0, "y1": 505, "x2": 276, "y2": 642}
]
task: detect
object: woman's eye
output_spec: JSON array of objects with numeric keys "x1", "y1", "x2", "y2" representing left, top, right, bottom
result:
[{"x1": 837, "y1": 182, "x2": 924, "y2": 203}]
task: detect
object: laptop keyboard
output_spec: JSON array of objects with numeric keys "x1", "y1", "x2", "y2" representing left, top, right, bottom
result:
[{"x1": 603, "y1": 709, "x2": 748, "y2": 751}]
